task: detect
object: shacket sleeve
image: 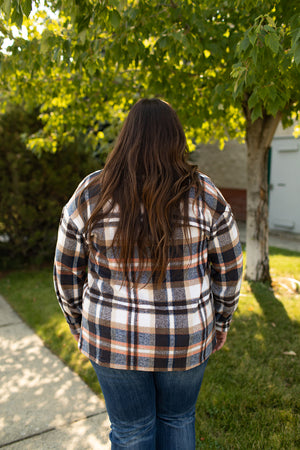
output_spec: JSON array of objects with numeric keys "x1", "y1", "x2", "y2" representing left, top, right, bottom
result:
[
  {"x1": 208, "y1": 207, "x2": 243, "y2": 332},
  {"x1": 53, "y1": 206, "x2": 88, "y2": 337}
]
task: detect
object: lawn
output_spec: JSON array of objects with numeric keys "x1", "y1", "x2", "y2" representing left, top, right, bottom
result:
[{"x1": 0, "y1": 248, "x2": 299, "y2": 449}]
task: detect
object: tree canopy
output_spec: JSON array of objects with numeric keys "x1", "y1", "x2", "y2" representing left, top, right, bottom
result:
[
  {"x1": 1, "y1": 0, "x2": 299, "y2": 152},
  {"x1": 0, "y1": 0, "x2": 300, "y2": 280}
]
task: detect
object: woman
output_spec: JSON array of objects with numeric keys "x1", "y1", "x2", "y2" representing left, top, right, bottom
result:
[{"x1": 54, "y1": 98, "x2": 243, "y2": 449}]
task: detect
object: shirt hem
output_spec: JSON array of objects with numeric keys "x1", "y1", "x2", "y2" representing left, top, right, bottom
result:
[{"x1": 80, "y1": 347, "x2": 212, "y2": 372}]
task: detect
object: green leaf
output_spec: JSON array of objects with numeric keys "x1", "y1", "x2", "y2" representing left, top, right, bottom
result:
[
  {"x1": 53, "y1": 46, "x2": 61, "y2": 62},
  {"x1": 109, "y1": 9, "x2": 121, "y2": 29},
  {"x1": 251, "y1": 103, "x2": 263, "y2": 122},
  {"x1": 245, "y1": 70, "x2": 255, "y2": 86},
  {"x1": 264, "y1": 25, "x2": 274, "y2": 33},
  {"x1": 265, "y1": 15, "x2": 276, "y2": 28},
  {"x1": 248, "y1": 30, "x2": 257, "y2": 46},
  {"x1": 233, "y1": 79, "x2": 244, "y2": 99},
  {"x1": 158, "y1": 36, "x2": 168, "y2": 49},
  {"x1": 172, "y1": 31, "x2": 188, "y2": 47},
  {"x1": 128, "y1": 7, "x2": 138, "y2": 20},
  {"x1": 291, "y1": 28, "x2": 300, "y2": 44},
  {"x1": 1, "y1": 0, "x2": 12, "y2": 20},
  {"x1": 239, "y1": 34, "x2": 250, "y2": 52},
  {"x1": 77, "y1": 14, "x2": 90, "y2": 33},
  {"x1": 265, "y1": 33, "x2": 280, "y2": 54},
  {"x1": 294, "y1": 41, "x2": 300, "y2": 65},
  {"x1": 40, "y1": 37, "x2": 50, "y2": 55},
  {"x1": 267, "y1": 100, "x2": 280, "y2": 117},
  {"x1": 248, "y1": 90, "x2": 259, "y2": 109},
  {"x1": 117, "y1": 0, "x2": 128, "y2": 12},
  {"x1": 11, "y1": 6, "x2": 23, "y2": 27},
  {"x1": 78, "y1": 29, "x2": 87, "y2": 45},
  {"x1": 86, "y1": 62, "x2": 97, "y2": 76},
  {"x1": 250, "y1": 46, "x2": 258, "y2": 65},
  {"x1": 127, "y1": 41, "x2": 136, "y2": 58},
  {"x1": 231, "y1": 63, "x2": 246, "y2": 78},
  {"x1": 21, "y1": 0, "x2": 32, "y2": 17},
  {"x1": 2, "y1": 0, "x2": 12, "y2": 19},
  {"x1": 231, "y1": 63, "x2": 247, "y2": 98}
]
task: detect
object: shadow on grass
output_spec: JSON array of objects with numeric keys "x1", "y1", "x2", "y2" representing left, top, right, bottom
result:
[
  {"x1": 249, "y1": 281, "x2": 300, "y2": 356},
  {"x1": 195, "y1": 282, "x2": 300, "y2": 449},
  {"x1": 250, "y1": 281, "x2": 293, "y2": 328}
]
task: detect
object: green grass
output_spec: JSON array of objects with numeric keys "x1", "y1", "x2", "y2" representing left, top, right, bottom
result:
[{"x1": 0, "y1": 249, "x2": 299, "y2": 449}]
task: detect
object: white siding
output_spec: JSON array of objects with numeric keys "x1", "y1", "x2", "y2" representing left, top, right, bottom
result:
[{"x1": 269, "y1": 137, "x2": 300, "y2": 233}]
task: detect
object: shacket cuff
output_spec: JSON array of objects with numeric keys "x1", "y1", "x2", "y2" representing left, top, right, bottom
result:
[
  {"x1": 68, "y1": 323, "x2": 81, "y2": 336},
  {"x1": 65, "y1": 316, "x2": 82, "y2": 334},
  {"x1": 215, "y1": 322, "x2": 231, "y2": 333}
]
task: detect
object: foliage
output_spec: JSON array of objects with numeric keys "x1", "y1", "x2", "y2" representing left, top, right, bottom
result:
[
  {"x1": 0, "y1": 106, "x2": 100, "y2": 269},
  {"x1": 0, "y1": 0, "x2": 300, "y2": 281},
  {"x1": 0, "y1": 4, "x2": 129, "y2": 156},
  {"x1": 0, "y1": 246, "x2": 299, "y2": 448},
  {"x1": 0, "y1": 0, "x2": 299, "y2": 151}
]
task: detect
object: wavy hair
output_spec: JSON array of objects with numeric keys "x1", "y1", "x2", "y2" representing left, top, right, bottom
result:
[{"x1": 83, "y1": 98, "x2": 202, "y2": 285}]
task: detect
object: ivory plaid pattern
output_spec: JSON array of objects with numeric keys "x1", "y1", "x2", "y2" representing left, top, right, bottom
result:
[{"x1": 54, "y1": 171, "x2": 243, "y2": 371}]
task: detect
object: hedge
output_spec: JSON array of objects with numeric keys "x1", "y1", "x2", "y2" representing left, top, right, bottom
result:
[{"x1": 0, "y1": 106, "x2": 102, "y2": 269}]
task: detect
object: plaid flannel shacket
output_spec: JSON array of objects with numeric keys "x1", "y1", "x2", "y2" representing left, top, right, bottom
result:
[{"x1": 54, "y1": 170, "x2": 243, "y2": 371}]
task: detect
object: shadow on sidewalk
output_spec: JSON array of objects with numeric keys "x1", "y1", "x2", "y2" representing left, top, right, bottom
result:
[{"x1": 0, "y1": 297, "x2": 109, "y2": 449}]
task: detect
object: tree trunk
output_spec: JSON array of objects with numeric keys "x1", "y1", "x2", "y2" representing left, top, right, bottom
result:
[{"x1": 244, "y1": 108, "x2": 281, "y2": 282}]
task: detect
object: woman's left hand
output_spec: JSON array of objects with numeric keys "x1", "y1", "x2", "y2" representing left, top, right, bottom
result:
[{"x1": 212, "y1": 330, "x2": 227, "y2": 353}]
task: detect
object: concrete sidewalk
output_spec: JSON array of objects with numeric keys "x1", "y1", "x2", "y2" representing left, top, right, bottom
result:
[{"x1": 0, "y1": 295, "x2": 110, "y2": 449}]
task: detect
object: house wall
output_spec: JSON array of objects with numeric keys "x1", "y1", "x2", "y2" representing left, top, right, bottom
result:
[
  {"x1": 189, "y1": 121, "x2": 299, "y2": 228},
  {"x1": 189, "y1": 140, "x2": 247, "y2": 221}
]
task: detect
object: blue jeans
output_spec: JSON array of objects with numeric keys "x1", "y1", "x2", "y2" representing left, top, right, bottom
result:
[{"x1": 90, "y1": 359, "x2": 208, "y2": 450}]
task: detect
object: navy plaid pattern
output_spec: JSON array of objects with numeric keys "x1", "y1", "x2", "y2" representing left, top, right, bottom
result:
[{"x1": 54, "y1": 171, "x2": 243, "y2": 371}]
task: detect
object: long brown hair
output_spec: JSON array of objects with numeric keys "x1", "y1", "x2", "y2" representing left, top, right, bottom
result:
[{"x1": 83, "y1": 98, "x2": 201, "y2": 285}]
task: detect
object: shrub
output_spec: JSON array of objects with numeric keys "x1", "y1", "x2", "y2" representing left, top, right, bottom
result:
[{"x1": 0, "y1": 106, "x2": 102, "y2": 269}]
